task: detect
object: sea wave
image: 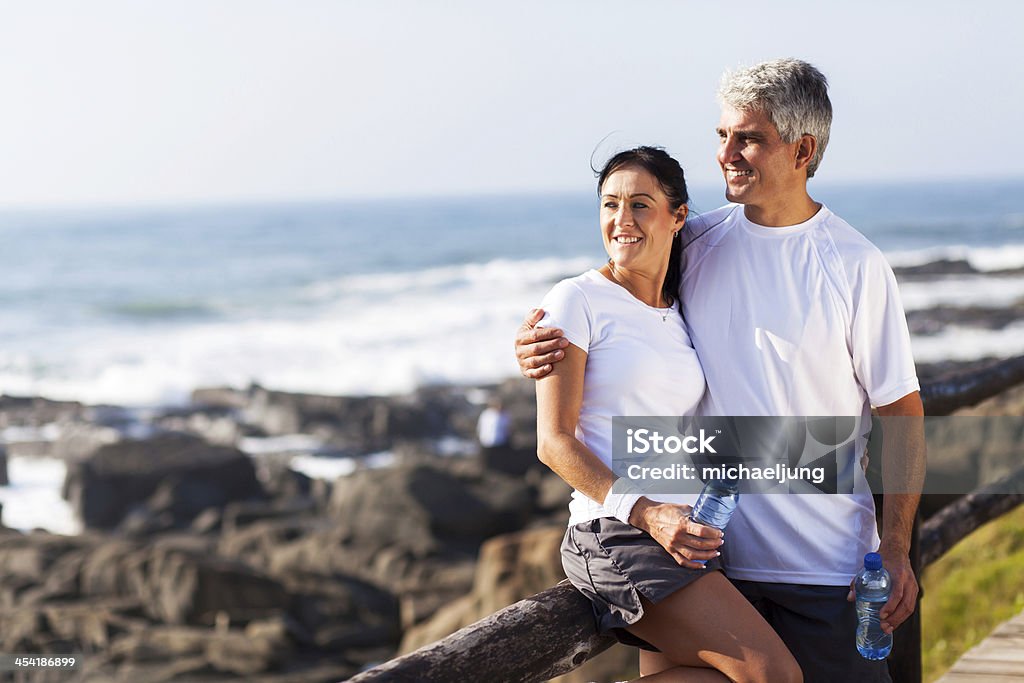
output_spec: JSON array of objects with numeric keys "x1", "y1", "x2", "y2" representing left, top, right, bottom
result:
[
  {"x1": 299, "y1": 255, "x2": 597, "y2": 303},
  {"x1": 898, "y1": 275, "x2": 1024, "y2": 311},
  {"x1": 103, "y1": 300, "x2": 223, "y2": 321},
  {"x1": 2, "y1": 250, "x2": 1022, "y2": 407},
  {"x1": 886, "y1": 244, "x2": 1024, "y2": 271}
]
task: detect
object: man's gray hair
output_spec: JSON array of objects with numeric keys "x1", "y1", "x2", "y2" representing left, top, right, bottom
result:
[{"x1": 718, "y1": 58, "x2": 832, "y2": 178}]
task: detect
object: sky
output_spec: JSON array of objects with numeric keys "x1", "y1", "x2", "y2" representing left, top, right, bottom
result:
[{"x1": 1, "y1": 0, "x2": 1022, "y2": 207}]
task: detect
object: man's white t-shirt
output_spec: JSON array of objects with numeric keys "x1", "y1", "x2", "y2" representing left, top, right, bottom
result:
[
  {"x1": 681, "y1": 204, "x2": 920, "y2": 585},
  {"x1": 539, "y1": 269, "x2": 706, "y2": 526}
]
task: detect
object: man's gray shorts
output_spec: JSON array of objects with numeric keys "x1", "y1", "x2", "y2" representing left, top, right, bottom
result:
[{"x1": 731, "y1": 579, "x2": 892, "y2": 683}]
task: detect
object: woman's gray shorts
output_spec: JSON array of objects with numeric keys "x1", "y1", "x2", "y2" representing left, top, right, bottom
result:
[{"x1": 560, "y1": 517, "x2": 721, "y2": 651}]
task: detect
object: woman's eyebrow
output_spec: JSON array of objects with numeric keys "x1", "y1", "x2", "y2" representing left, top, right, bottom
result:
[{"x1": 601, "y1": 193, "x2": 656, "y2": 200}]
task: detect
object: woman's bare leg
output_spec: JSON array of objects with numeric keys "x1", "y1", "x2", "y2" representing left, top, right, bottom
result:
[
  {"x1": 625, "y1": 572, "x2": 801, "y2": 683},
  {"x1": 636, "y1": 650, "x2": 731, "y2": 681},
  {"x1": 639, "y1": 651, "x2": 729, "y2": 681}
]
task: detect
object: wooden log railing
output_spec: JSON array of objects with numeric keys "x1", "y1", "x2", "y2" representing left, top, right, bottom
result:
[
  {"x1": 348, "y1": 583, "x2": 613, "y2": 683},
  {"x1": 351, "y1": 355, "x2": 1024, "y2": 683}
]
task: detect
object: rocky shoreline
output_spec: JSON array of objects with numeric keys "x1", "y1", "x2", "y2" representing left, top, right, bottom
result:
[
  {"x1": 0, "y1": 379, "x2": 573, "y2": 682},
  {"x1": 2, "y1": 346, "x2": 1024, "y2": 681}
]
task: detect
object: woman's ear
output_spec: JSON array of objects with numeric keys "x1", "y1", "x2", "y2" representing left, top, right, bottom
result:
[{"x1": 676, "y1": 205, "x2": 689, "y2": 226}]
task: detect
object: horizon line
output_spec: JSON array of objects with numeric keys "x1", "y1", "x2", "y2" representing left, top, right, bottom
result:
[{"x1": 1, "y1": 174, "x2": 1022, "y2": 214}]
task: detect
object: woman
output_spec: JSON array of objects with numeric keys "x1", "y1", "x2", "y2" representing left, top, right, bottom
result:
[{"x1": 534, "y1": 147, "x2": 801, "y2": 682}]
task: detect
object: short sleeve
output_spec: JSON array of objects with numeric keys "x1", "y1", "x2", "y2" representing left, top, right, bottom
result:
[
  {"x1": 849, "y1": 250, "x2": 921, "y2": 407},
  {"x1": 537, "y1": 278, "x2": 593, "y2": 353}
]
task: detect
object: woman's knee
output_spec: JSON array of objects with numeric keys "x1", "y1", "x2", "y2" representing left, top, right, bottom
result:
[{"x1": 747, "y1": 648, "x2": 802, "y2": 683}]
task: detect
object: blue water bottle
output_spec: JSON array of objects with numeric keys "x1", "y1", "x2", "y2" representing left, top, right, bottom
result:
[
  {"x1": 690, "y1": 478, "x2": 740, "y2": 531},
  {"x1": 855, "y1": 552, "x2": 893, "y2": 659}
]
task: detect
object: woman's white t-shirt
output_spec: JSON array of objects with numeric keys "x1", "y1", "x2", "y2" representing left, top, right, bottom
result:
[{"x1": 538, "y1": 269, "x2": 706, "y2": 526}]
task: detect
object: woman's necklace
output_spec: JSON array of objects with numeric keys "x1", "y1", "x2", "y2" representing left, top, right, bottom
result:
[{"x1": 608, "y1": 261, "x2": 673, "y2": 322}]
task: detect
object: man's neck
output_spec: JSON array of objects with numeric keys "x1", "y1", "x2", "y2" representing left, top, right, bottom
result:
[{"x1": 743, "y1": 193, "x2": 821, "y2": 228}]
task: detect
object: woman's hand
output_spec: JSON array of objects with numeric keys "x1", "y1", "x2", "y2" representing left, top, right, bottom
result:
[{"x1": 629, "y1": 498, "x2": 724, "y2": 569}]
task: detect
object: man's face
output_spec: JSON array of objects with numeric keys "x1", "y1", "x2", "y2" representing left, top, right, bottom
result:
[{"x1": 716, "y1": 105, "x2": 804, "y2": 214}]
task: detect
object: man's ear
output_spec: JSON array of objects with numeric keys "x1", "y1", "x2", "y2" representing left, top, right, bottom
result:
[{"x1": 795, "y1": 134, "x2": 817, "y2": 172}]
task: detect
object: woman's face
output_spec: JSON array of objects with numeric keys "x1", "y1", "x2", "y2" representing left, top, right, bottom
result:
[{"x1": 600, "y1": 165, "x2": 686, "y2": 274}]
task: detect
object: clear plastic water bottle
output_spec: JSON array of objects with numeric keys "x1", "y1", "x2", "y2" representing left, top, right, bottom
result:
[
  {"x1": 690, "y1": 478, "x2": 740, "y2": 530},
  {"x1": 855, "y1": 552, "x2": 893, "y2": 660}
]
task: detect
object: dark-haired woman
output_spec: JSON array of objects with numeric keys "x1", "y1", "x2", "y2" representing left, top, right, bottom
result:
[{"x1": 535, "y1": 147, "x2": 801, "y2": 682}]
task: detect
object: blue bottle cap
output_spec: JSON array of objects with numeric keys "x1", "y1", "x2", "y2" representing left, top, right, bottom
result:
[{"x1": 864, "y1": 552, "x2": 882, "y2": 570}]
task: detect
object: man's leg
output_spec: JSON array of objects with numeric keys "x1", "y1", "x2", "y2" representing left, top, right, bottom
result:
[{"x1": 731, "y1": 580, "x2": 891, "y2": 683}]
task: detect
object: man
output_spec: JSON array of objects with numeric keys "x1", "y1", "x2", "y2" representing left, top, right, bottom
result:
[{"x1": 515, "y1": 58, "x2": 924, "y2": 682}]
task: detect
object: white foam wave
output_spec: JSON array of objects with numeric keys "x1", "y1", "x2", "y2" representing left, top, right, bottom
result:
[
  {"x1": 899, "y1": 275, "x2": 1024, "y2": 311},
  {"x1": 3, "y1": 250, "x2": 1022, "y2": 407},
  {"x1": 301, "y1": 256, "x2": 596, "y2": 303},
  {"x1": 288, "y1": 451, "x2": 396, "y2": 481},
  {"x1": 0, "y1": 457, "x2": 81, "y2": 535},
  {"x1": 886, "y1": 244, "x2": 1024, "y2": 271},
  {"x1": 239, "y1": 434, "x2": 324, "y2": 456},
  {"x1": 911, "y1": 323, "x2": 1024, "y2": 363},
  {"x1": 0, "y1": 256, "x2": 599, "y2": 405}
]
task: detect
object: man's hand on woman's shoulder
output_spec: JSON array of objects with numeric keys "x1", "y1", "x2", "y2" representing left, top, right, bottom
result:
[{"x1": 515, "y1": 308, "x2": 569, "y2": 379}]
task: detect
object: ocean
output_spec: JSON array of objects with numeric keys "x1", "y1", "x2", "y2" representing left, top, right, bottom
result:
[{"x1": 1, "y1": 178, "x2": 1023, "y2": 407}]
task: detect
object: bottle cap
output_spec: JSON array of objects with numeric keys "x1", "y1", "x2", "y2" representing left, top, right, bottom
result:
[{"x1": 864, "y1": 552, "x2": 882, "y2": 570}]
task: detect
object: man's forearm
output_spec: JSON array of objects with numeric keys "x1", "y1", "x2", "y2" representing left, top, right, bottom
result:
[
  {"x1": 876, "y1": 392, "x2": 926, "y2": 553},
  {"x1": 880, "y1": 493, "x2": 919, "y2": 553}
]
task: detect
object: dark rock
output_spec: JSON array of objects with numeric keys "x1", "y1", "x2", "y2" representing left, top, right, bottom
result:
[
  {"x1": 529, "y1": 470, "x2": 573, "y2": 519},
  {"x1": 109, "y1": 655, "x2": 217, "y2": 681},
  {"x1": 327, "y1": 461, "x2": 535, "y2": 555},
  {"x1": 222, "y1": 499, "x2": 317, "y2": 535},
  {"x1": 218, "y1": 517, "x2": 329, "y2": 567},
  {"x1": 0, "y1": 444, "x2": 7, "y2": 486},
  {"x1": 50, "y1": 421, "x2": 121, "y2": 461},
  {"x1": 192, "y1": 386, "x2": 253, "y2": 410},
  {"x1": 140, "y1": 545, "x2": 290, "y2": 626},
  {"x1": 491, "y1": 378, "x2": 540, "y2": 452},
  {"x1": 155, "y1": 406, "x2": 249, "y2": 446},
  {"x1": 284, "y1": 572, "x2": 400, "y2": 657},
  {"x1": 42, "y1": 598, "x2": 145, "y2": 652},
  {"x1": 477, "y1": 444, "x2": 541, "y2": 477},
  {"x1": 242, "y1": 385, "x2": 477, "y2": 457},
  {"x1": 0, "y1": 533, "x2": 96, "y2": 585},
  {"x1": 63, "y1": 433, "x2": 267, "y2": 530},
  {"x1": 400, "y1": 525, "x2": 565, "y2": 653},
  {"x1": 892, "y1": 258, "x2": 978, "y2": 278},
  {"x1": 0, "y1": 395, "x2": 84, "y2": 427},
  {"x1": 206, "y1": 625, "x2": 292, "y2": 676},
  {"x1": 117, "y1": 506, "x2": 178, "y2": 537},
  {"x1": 189, "y1": 508, "x2": 222, "y2": 535},
  {"x1": 79, "y1": 539, "x2": 146, "y2": 598},
  {"x1": 108, "y1": 625, "x2": 209, "y2": 662},
  {"x1": 257, "y1": 460, "x2": 317, "y2": 502},
  {"x1": 906, "y1": 301, "x2": 1024, "y2": 336}
]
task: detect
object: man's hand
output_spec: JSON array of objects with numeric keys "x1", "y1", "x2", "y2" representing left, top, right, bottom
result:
[
  {"x1": 514, "y1": 308, "x2": 569, "y2": 379},
  {"x1": 628, "y1": 498, "x2": 723, "y2": 569},
  {"x1": 856, "y1": 394, "x2": 924, "y2": 634},
  {"x1": 846, "y1": 544, "x2": 918, "y2": 634}
]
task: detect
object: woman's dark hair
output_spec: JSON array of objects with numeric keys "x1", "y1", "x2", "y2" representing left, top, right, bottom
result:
[{"x1": 595, "y1": 146, "x2": 689, "y2": 313}]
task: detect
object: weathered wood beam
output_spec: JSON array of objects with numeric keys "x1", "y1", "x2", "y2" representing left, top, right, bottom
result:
[
  {"x1": 920, "y1": 465, "x2": 1024, "y2": 566},
  {"x1": 920, "y1": 355, "x2": 1024, "y2": 416},
  {"x1": 347, "y1": 582, "x2": 614, "y2": 683}
]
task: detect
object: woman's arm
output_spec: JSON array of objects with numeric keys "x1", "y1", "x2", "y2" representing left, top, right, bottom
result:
[
  {"x1": 535, "y1": 344, "x2": 722, "y2": 568},
  {"x1": 535, "y1": 343, "x2": 618, "y2": 504}
]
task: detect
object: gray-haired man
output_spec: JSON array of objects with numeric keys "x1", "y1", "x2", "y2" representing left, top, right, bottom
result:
[{"x1": 516, "y1": 59, "x2": 924, "y2": 682}]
